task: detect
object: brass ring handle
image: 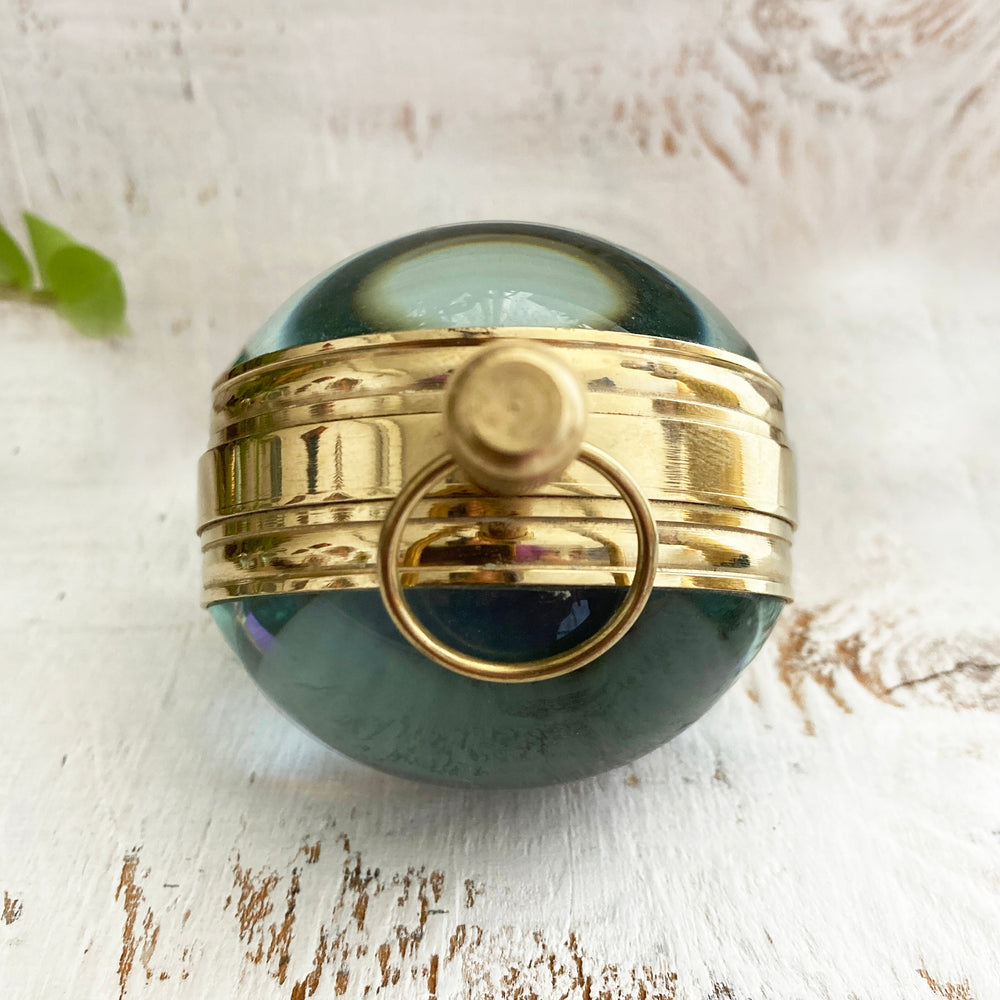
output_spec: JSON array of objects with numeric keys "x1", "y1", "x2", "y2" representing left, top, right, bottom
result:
[{"x1": 375, "y1": 443, "x2": 659, "y2": 683}]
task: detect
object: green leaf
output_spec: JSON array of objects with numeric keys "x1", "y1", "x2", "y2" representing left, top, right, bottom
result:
[
  {"x1": 23, "y1": 211, "x2": 74, "y2": 289},
  {"x1": 21, "y1": 212, "x2": 127, "y2": 337},
  {"x1": 0, "y1": 220, "x2": 32, "y2": 290},
  {"x1": 46, "y1": 244, "x2": 127, "y2": 338}
]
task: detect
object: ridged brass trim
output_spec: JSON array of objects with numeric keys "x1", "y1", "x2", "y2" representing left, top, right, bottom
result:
[
  {"x1": 198, "y1": 328, "x2": 795, "y2": 604},
  {"x1": 201, "y1": 498, "x2": 791, "y2": 601}
]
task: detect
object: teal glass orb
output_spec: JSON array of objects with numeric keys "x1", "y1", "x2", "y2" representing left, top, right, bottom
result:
[
  {"x1": 237, "y1": 221, "x2": 757, "y2": 363},
  {"x1": 209, "y1": 223, "x2": 785, "y2": 787}
]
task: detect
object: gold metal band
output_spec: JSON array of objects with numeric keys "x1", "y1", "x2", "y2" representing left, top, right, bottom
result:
[{"x1": 198, "y1": 328, "x2": 795, "y2": 605}]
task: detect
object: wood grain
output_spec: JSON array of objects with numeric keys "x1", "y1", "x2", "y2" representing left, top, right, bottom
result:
[{"x1": 2, "y1": 0, "x2": 999, "y2": 997}]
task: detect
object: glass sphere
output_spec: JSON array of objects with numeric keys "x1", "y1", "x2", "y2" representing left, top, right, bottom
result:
[{"x1": 210, "y1": 222, "x2": 784, "y2": 787}]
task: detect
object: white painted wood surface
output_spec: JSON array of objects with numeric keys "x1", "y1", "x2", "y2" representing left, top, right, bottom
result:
[{"x1": 2, "y1": 1, "x2": 999, "y2": 997}]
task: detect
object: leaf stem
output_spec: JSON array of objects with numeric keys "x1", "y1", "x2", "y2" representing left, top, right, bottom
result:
[{"x1": 0, "y1": 284, "x2": 57, "y2": 308}]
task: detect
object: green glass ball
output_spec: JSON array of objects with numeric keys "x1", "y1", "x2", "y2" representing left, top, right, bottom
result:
[{"x1": 210, "y1": 222, "x2": 784, "y2": 787}]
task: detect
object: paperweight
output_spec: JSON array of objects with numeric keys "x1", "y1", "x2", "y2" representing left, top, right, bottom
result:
[{"x1": 198, "y1": 222, "x2": 795, "y2": 786}]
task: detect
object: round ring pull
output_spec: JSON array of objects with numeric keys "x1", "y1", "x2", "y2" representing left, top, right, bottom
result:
[{"x1": 376, "y1": 444, "x2": 659, "y2": 683}]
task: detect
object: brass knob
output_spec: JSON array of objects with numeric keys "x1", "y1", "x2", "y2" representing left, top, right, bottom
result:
[
  {"x1": 444, "y1": 342, "x2": 587, "y2": 495},
  {"x1": 376, "y1": 339, "x2": 659, "y2": 682}
]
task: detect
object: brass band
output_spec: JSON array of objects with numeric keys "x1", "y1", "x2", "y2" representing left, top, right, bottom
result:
[{"x1": 198, "y1": 328, "x2": 795, "y2": 605}]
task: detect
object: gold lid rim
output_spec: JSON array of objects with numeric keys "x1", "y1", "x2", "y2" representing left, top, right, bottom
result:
[
  {"x1": 217, "y1": 327, "x2": 780, "y2": 389},
  {"x1": 200, "y1": 327, "x2": 795, "y2": 605}
]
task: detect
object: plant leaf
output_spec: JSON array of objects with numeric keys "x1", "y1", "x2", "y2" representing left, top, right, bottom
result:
[
  {"x1": 0, "y1": 220, "x2": 32, "y2": 290},
  {"x1": 46, "y1": 244, "x2": 127, "y2": 338},
  {"x1": 23, "y1": 211, "x2": 75, "y2": 289},
  {"x1": 21, "y1": 212, "x2": 128, "y2": 337}
]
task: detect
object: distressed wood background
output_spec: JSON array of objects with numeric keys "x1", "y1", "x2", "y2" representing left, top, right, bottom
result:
[{"x1": 2, "y1": 1, "x2": 999, "y2": 997}]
